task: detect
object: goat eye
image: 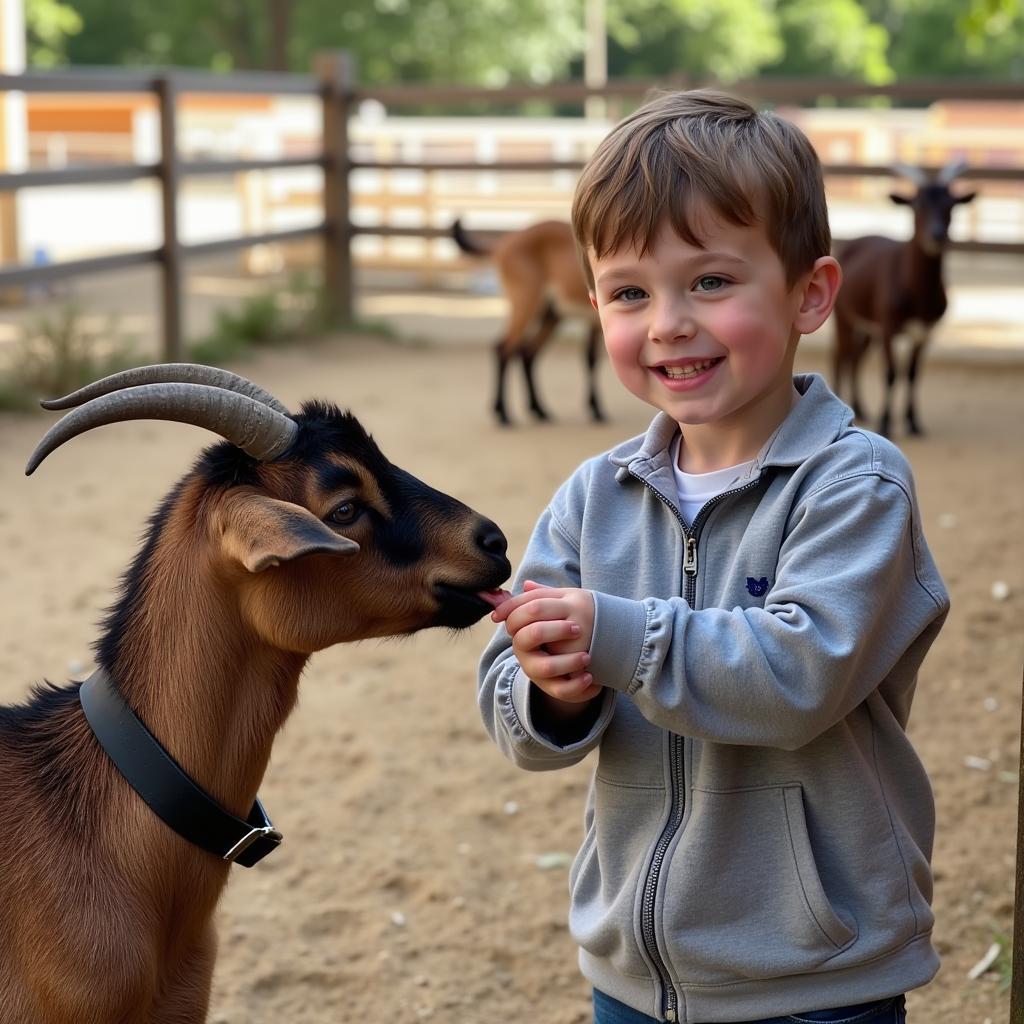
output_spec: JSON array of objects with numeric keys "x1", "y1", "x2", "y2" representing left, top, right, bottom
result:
[{"x1": 328, "y1": 500, "x2": 361, "y2": 526}]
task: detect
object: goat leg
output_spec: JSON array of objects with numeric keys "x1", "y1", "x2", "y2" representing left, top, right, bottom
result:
[
  {"x1": 493, "y1": 341, "x2": 514, "y2": 426},
  {"x1": 585, "y1": 324, "x2": 606, "y2": 422},
  {"x1": 877, "y1": 330, "x2": 897, "y2": 438},
  {"x1": 520, "y1": 303, "x2": 560, "y2": 422},
  {"x1": 905, "y1": 333, "x2": 930, "y2": 436}
]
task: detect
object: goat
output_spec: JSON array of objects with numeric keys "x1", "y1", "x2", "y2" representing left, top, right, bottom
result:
[
  {"x1": 0, "y1": 363, "x2": 511, "y2": 1024},
  {"x1": 831, "y1": 160, "x2": 977, "y2": 437},
  {"x1": 452, "y1": 218, "x2": 605, "y2": 426}
]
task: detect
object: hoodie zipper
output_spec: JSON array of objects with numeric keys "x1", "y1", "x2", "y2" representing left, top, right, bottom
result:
[{"x1": 627, "y1": 468, "x2": 761, "y2": 1022}]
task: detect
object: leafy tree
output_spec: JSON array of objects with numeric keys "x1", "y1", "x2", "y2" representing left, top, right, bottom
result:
[
  {"x1": 602, "y1": 0, "x2": 783, "y2": 82},
  {"x1": 767, "y1": 0, "x2": 894, "y2": 82},
  {"x1": 25, "y1": 0, "x2": 83, "y2": 67}
]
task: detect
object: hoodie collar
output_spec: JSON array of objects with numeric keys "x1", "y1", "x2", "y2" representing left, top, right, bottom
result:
[{"x1": 608, "y1": 374, "x2": 854, "y2": 484}]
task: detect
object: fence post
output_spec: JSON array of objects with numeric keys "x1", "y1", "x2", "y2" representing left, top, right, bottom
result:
[
  {"x1": 156, "y1": 74, "x2": 184, "y2": 362},
  {"x1": 315, "y1": 50, "x2": 356, "y2": 325}
]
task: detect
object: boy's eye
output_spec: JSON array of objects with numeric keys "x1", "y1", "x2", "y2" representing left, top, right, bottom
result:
[
  {"x1": 614, "y1": 286, "x2": 647, "y2": 302},
  {"x1": 696, "y1": 275, "x2": 727, "y2": 293}
]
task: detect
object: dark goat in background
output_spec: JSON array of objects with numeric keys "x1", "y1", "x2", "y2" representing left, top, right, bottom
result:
[
  {"x1": 0, "y1": 364, "x2": 510, "y2": 1024},
  {"x1": 832, "y1": 160, "x2": 976, "y2": 437}
]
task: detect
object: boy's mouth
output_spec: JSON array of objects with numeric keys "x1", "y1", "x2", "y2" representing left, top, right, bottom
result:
[{"x1": 656, "y1": 357, "x2": 723, "y2": 379}]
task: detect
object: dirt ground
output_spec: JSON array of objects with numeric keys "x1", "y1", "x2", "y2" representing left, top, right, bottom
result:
[{"x1": 0, "y1": 334, "x2": 1021, "y2": 1024}]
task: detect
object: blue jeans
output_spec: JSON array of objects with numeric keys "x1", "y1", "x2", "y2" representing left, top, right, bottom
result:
[{"x1": 592, "y1": 989, "x2": 907, "y2": 1023}]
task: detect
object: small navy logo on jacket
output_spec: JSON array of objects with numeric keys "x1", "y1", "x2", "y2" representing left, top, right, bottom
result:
[{"x1": 746, "y1": 576, "x2": 770, "y2": 597}]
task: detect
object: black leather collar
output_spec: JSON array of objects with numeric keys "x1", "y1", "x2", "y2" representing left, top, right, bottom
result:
[{"x1": 78, "y1": 669, "x2": 282, "y2": 867}]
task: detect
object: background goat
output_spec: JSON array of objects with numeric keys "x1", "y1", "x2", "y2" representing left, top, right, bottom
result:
[
  {"x1": 452, "y1": 218, "x2": 605, "y2": 426},
  {"x1": 0, "y1": 363, "x2": 510, "y2": 1024},
  {"x1": 831, "y1": 160, "x2": 976, "y2": 437}
]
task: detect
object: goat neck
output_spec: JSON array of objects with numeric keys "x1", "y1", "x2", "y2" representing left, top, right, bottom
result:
[{"x1": 101, "y1": 473, "x2": 308, "y2": 823}]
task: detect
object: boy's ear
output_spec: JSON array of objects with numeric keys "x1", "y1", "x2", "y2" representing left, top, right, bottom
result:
[
  {"x1": 215, "y1": 492, "x2": 360, "y2": 573},
  {"x1": 794, "y1": 256, "x2": 842, "y2": 336},
  {"x1": 589, "y1": 291, "x2": 598, "y2": 310}
]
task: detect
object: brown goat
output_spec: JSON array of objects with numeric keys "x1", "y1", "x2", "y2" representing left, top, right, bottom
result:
[
  {"x1": 452, "y1": 218, "x2": 605, "y2": 426},
  {"x1": 831, "y1": 160, "x2": 977, "y2": 437},
  {"x1": 0, "y1": 364, "x2": 510, "y2": 1023}
]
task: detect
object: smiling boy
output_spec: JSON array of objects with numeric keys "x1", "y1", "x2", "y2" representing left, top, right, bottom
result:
[{"x1": 478, "y1": 91, "x2": 949, "y2": 1024}]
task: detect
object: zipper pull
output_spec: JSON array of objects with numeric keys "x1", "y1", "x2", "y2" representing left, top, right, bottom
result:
[{"x1": 683, "y1": 536, "x2": 698, "y2": 576}]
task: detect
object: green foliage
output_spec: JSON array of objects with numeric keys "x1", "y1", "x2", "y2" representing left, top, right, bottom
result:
[
  {"x1": 768, "y1": 0, "x2": 894, "y2": 82},
  {"x1": 606, "y1": 0, "x2": 783, "y2": 82},
  {"x1": 885, "y1": 0, "x2": 1024, "y2": 79},
  {"x1": 45, "y1": 0, "x2": 1024, "y2": 88},
  {"x1": 187, "y1": 270, "x2": 397, "y2": 366},
  {"x1": 0, "y1": 302, "x2": 139, "y2": 411},
  {"x1": 25, "y1": 0, "x2": 83, "y2": 67}
]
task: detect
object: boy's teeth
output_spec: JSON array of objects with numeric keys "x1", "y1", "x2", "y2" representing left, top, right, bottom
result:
[{"x1": 662, "y1": 359, "x2": 715, "y2": 379}]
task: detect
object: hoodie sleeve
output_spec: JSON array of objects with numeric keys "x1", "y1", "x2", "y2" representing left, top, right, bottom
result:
[
  {"x1": 586, "y1": 468, "x2": 949, "y2": 749},
  {"x1": 478, "y1": 473, "x2": 616, "y2": 771}
]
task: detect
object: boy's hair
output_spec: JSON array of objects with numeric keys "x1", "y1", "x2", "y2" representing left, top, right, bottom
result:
[{"x1": 571, "y1": 89, "x2": 831, "y2": 287}]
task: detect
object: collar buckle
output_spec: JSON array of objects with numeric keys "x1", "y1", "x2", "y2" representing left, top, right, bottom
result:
[{"x1": 223, "y1": 823, "x2": 283, "y2": 863}]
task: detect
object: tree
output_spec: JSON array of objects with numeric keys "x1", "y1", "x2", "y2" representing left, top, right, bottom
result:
[
  {"x1": 767, "y1": 0, "x2": 894, "y2": 82},
  {"x1": 604, "y1": 0, "x2": 783, "y2": 83},
  {"x1": 25, "y1": 0, "x2": 83, "y2": 67}
]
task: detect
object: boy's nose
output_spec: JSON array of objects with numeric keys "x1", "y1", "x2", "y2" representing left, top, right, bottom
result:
[{"x1": 648, "y1": 301, "x2": 697, "y2": 344}]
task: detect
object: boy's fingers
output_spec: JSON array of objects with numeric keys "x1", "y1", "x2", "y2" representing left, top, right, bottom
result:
[
  {"x1": 503, "y1": 598, "x2": 571, "y2": 635},
  {"x1": 491, "y1": 586, "x2": 562, "y2": 622},
  {"x1": 515, "y1": 619, "x2": 581, "y2": 651},
  {"x1": 522, "y1": 650, "x2": 591, "y2": 680},
  {"x1": 544, "y1": 676, "x2": 600, "y2": 703}
]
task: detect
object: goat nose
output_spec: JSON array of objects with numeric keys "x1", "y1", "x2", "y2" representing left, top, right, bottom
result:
[{"x1": 476, "y1": 518, "x2": 508, "y2": 558}]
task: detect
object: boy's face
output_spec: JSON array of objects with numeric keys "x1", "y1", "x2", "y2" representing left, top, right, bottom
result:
[{"x1": 588, "y1": 215, "x2": 832, "y2": 459}]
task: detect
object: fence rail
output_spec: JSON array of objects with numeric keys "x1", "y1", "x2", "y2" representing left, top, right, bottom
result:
[{"x1": 0, "y1": 56, "x2": 1023, "y2": 360}]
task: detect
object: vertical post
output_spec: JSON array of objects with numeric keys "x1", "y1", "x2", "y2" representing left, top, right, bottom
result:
[
  {"x1": 1012, "y1": 664, "x2": 1024, "y2": 1024},
  {"x1": 156, "y1": 75, "x2": 184, "y2": 362},
  {"x1": 584, "y1": 0, "x2": 607, "y2": 120},
  {"x1": 316, "y1": 50, "x2": 356, "y2": 326}
]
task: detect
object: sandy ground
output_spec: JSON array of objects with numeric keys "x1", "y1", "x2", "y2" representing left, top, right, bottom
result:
[{"x1": 1, "y1": 333, "x2": 1021, "y2": 1024}]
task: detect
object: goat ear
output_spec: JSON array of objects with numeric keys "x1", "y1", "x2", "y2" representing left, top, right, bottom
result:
[
  {"x1": 217, "y1": 494, "x2": 360, "y2": 573},
  {"x1": 954, "y1": 191, "x2": 977, "y2": 205},
  {"x1": 889, "y1": 193, "x2": 913, "y2": 206}
]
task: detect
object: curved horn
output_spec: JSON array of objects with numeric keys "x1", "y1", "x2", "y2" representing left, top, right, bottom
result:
[
  {"x1": 936, "y1": 158, "x2": 969, "y2": 186},
  {"x1": 39, "y1": 363, "x2": 290, "y2": 415},
  {"x1": 26, "y1": 383, "x2": 299, "y2": 476},
  {"x1": 891, "y1": 162, "x2": 928, "y2": 186}
]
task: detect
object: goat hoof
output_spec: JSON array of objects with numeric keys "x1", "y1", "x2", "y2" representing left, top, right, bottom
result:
[{"x1": 530, "y1": 408, "x2": 552, "y2": 423}]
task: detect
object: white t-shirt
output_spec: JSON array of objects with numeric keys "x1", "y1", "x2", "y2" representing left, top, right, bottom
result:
[{"x1": 670, "y1": 434, "x2": 755, "y2": 527}]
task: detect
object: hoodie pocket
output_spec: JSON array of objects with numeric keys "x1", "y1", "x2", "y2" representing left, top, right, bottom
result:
[{"x1": 664, "y1": 783, "x2": 857, "y2": 985}]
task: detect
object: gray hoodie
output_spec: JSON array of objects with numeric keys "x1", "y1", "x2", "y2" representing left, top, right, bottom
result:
[{"x1": 478, "y1": 374, "x2": 949, "y2": 1023}]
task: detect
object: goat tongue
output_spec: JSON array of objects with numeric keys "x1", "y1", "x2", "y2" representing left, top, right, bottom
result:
[{"x1": 476, "y1": 588, "x2": 512, "y2": 609}]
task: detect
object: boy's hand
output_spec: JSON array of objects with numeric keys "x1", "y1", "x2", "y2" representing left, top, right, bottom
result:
[{"x1": 492, "y1": 581, "x2": 601, "y2": 707}]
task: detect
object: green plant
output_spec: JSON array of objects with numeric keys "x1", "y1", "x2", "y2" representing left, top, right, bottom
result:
[{"x1": 0, "y1": 302, "x2": 140, "y2": 412}]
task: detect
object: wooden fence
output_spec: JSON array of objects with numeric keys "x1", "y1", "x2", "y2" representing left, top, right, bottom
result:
[
  {"x1": 0, "y1": 50, "x2": 1023, "y2": 1022},
  {"x1": 0, "y1": 55, "x2": 1021, "y2": 361}
]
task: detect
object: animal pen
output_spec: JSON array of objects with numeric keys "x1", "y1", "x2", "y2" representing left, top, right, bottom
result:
[{"x1": 0, "y1": 53, "x2": 1022, "y2": 1020}]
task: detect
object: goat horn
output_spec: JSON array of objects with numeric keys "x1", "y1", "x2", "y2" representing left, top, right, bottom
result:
[
  {"x1": 891, "y1": 162, "x2": 928, "y2": 186},
  {"x1": 26, "y1": 383, "x2": 298, "y2": 475},
  {"x1": 936, "y1": 158, "x2": 969, "y2": 185},
  {"x1": 39, "y1": 363, "x2": 291, "y2": 416}
]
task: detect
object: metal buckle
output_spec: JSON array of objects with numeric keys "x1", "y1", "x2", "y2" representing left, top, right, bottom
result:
[{"x1": 223, "y1": 824, "x2": 284, "y2": 863}]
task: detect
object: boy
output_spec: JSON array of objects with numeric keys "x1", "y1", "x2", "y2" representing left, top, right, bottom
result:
[{"x1": 478, "y1": 90, "x2": 949, "y2": 1024}]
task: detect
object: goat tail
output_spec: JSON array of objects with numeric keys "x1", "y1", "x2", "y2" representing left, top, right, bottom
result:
[{"x1": 451, "y1": 219, "x2": 492, "y2": 257}]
